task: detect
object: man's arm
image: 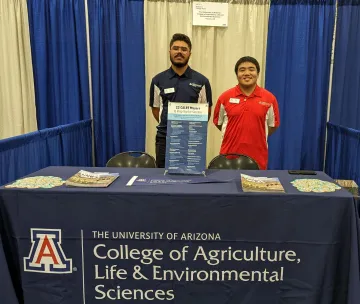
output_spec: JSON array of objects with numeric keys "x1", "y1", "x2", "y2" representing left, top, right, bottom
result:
[
  {"x1": 205, "y1": 80, "x2": 212, "y2": 121},
  {"x1": 213, "y1": 97, "x2": 224, "y2": 131},
  {"x1": 151, "y1": 107, "x2": 160, "y2": 123},
  {"x1": 198, "y1": 79, "x2": 213, "y2": 121},
  {"x1": 149, "y1": 78, "x2": 161, "y2": 122},
  {"x1": 267, "y1": 96, "x2": 280, "y2": 135}
]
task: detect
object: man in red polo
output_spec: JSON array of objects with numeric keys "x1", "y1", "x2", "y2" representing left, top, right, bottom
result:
[{"x1": 213, "y1": 56, "x2": 280, "y2": 169}]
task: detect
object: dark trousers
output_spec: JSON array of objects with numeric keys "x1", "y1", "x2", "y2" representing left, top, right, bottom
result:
[{"x1": 155, "y1": 135, "x2": 166, "y2": 168}]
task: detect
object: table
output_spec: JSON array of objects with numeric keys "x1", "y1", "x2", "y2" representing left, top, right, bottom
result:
[
  {"x1": 0, "y1": 221, "x2": 18, "y2": 303},
  {"x1": 0, "y1": 166, "x2": 359, "y2": 304}
]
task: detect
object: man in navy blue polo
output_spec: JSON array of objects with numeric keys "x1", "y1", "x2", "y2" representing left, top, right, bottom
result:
[{"x1": 149, "y1": 33, "x2": 212, "y2": 168}]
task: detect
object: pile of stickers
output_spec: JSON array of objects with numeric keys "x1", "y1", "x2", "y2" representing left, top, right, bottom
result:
[
  {"x1": 5, "y1": 176, "x2": 64, "y2": 189},
  {"x1": 291, "y1": 179, "x2": 341, "y2": 193}
]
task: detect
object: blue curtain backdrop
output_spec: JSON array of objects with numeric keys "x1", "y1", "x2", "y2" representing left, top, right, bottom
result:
[
  {"x1": 329, "y1": 0, "x2": 360, "y2": 129},
  {"x1": 88, "y1": 0, "x2": 146, "y2": 166},
  {"x1": 265, "y1": 0, "x2": 335, "y2": 170},
  {"x1": 27, "y1": 0, "x2": 90, "y2": 129}
]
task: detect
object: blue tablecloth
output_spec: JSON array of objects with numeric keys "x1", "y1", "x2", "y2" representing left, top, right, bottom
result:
[
  {"x1": 0, "y1": 228, "x2": 18, "y2": 303},
  {"x1": 0, "y1": 166, "x2": 359, "y2": 304}
]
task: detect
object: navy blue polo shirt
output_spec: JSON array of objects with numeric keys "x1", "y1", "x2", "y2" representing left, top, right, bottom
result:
[{"x1": 149, "y1": 66, "x2": 212, "y2": 137}]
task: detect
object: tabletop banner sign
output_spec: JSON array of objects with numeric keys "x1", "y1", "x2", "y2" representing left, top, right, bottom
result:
[
  {"x1": 127, "y1": 175, "x2": 233, "y2": 186},
  {"x1": 165, "y1": 102, "x2": 208, "y2": 175}
]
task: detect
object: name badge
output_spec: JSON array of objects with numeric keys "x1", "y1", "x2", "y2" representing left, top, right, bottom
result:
[
  {"x1": 164, "y1": 88, "x2": 175, "y2": 94},
  {"x1": 229, "y1": 98, "x2": 240, "y2": 104}
]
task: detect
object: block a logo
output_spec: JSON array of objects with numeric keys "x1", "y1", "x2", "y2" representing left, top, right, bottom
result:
[{"x1": 24, "y1": 229, "x2": 72, "y2": 274}]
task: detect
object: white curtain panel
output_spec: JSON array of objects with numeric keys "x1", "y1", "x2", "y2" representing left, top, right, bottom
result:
[
  {"x1": 0, "y1": 0, "x2": 37, "y2": 139},
  {"x1": 145, "y1": 0, "x2": 270, "y2": 164}
]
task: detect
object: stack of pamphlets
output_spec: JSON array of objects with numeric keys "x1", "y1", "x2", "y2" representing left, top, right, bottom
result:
[
  {"x1": 65, "y1": 170, "x2": 119, "y2": 188},
  {"x1": 241, "y1": 174, "x2": 285, "y2": 193}
]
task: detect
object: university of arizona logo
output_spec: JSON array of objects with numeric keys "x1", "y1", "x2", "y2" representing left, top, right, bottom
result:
[{"x1": 24, "y1": 229, "x2": 72, "y2": 274}]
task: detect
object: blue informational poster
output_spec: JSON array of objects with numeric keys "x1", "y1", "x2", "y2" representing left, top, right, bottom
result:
[{"x1": 165, "y1": 102, "x2": 208, "y2": 175}]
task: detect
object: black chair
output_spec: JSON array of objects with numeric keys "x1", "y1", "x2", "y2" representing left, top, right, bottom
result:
[
  {"x1": 208, "y1": 153, "x2": 259, "y2": 170},
  {"x1": 106, "y1": 151, "x2": 157, "y2": 168}
]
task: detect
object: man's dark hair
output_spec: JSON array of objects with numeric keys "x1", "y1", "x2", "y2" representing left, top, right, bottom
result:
[
  {"x1": 170, "y1": 33, "x2": 192, "y2": 51},
  {"x1": 234, "y1": 56, "x2": 260, "y2": 74}
]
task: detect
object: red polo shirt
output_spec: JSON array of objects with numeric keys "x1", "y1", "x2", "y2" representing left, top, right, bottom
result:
[{"x1": 213, "y1": 85, "x2": 280, "y2": 169}]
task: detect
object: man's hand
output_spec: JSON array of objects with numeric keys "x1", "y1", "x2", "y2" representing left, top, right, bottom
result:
[{"x1": 268, "y1": 126, "x2": 278, "y2": 136}]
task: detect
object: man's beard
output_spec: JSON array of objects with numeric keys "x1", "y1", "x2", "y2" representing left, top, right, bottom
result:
[{"x1": 170, "y1": 55, "x2": 189, "y2": 68}]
